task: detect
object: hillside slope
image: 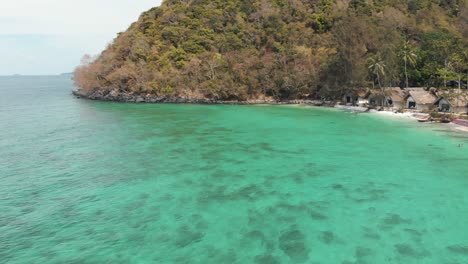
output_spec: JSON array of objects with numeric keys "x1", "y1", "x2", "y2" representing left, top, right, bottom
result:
[{"x1": 74, "y1": 0, "x2": 467, "y2": 102}]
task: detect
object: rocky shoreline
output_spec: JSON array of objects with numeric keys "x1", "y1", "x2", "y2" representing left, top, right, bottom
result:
[
  {"x1": 72, "y1": 90, "x2": 332, "y2": 106},
  {"x1": 72, "y1": 89, "x2": 468, "y2": 132}
]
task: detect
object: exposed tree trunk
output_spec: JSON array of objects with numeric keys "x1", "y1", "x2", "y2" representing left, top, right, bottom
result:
[
  {"x1": 444, "y1": 59, "x2": 447, "y2": 88},
  {"x1": 405, "y1": 59, "x2": 409, "y2": 88},
  {"x1": 458, "y1": 75, "x2": 461, "y2": 108},
  {"x1": 377, "y1": 72, "x2": 385, "y2": 107}
]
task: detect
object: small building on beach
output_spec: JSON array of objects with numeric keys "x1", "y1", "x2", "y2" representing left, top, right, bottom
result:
[
  {"x1": 356, "y1": 90, "x2": 371, "y2": 106},
  {"x1": 342, "y1": 89, "x2": 370, "y2": 106},
  {"x1": 435, "y1": 91, "x2": 468, "y2": 114},
  {"x1": 342, "y1": 91, "x2": 358, "y2": 105},
  {"x1": 368, "y1": 87, "x2": 406, "y2": 108},
  {"x1": 405, "y1": 89, "x2": 437, "y2": 111}
]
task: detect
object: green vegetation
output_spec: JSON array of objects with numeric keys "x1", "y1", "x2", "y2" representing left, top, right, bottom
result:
[
  {"x1": 75, "y1": 0, "x2": 467, "y2": 101},
  {"x1": 400, "y1": 41, "x2": 418, "y2": 88}
]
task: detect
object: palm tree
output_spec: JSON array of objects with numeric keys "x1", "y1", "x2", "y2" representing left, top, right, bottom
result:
[
  {"x1": 461, "y1": 49, "x2": 468, "y2": 89},
  {"x1": 368, "y1": 53, "x2": 387, "y2": 107},
  {"x1": 368, "y1": 53, "x2": 386, "y2": 91},
  {"x1": 401, "y1": 41, "x2": 417, "y2": 88}
]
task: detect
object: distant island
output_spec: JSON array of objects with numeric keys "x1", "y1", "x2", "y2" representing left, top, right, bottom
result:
[{"x1": 73, "y1": 0, "x2": 467, "y2": 103}]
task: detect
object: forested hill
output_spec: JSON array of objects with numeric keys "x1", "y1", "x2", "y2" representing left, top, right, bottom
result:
[{"x1": 74, "y1": 0, "x2": 467, "y2": 101}]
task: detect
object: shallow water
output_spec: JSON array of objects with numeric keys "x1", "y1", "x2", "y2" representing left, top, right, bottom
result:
[{"x1": 1, "y1": 76, "x2": 468, "y2": 263}]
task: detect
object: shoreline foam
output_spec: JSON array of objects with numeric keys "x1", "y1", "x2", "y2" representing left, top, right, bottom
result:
[
  {"x1": 73, "y1": 90, "x2": 468, "y2": 133},
  {"x1": 368, "y1": 110, "x2": 468, "y2": 134}
]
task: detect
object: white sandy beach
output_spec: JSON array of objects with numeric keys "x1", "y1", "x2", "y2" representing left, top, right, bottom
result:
[
  {"x1": 369, "y1": 110, "x2": 468, "y2": 133},
  {"x1": 369, "y1": 110, "x2": 417, "y2": 119}
]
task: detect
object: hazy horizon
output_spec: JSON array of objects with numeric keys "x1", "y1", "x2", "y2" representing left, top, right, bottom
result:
[
  {"x1": 0, "y1": 0, "x2": 162, "y2": 76},
  {"x1": 0, "y1": 72, "x2": 73, "y2": 77}
]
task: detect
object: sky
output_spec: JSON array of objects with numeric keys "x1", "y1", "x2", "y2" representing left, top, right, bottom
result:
[{"x1": 0, "y1": 0, "x2": 162, "y2": 75}]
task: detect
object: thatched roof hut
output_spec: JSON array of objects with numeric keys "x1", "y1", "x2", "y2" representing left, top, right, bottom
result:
[
  {"x1": 368, "y1": 87, "x2": 405, "y2": 108},
  {"x1": 356, "y1": 89, "x2": 371, "y2": 99},
  {"x1": 342, "y1": 88, "x2": 370, "y2": 105},
  {"x1": 406, "y1": 89, "x2": 437, "y2": 108},
  {"x1": 435, "y1": 90, "x2": 468, "y2": 113}
]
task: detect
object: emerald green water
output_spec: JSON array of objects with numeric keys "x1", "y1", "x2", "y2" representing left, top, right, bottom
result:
[{"x1": 1, "y1": 76, "x2": 468, "y2": 263}]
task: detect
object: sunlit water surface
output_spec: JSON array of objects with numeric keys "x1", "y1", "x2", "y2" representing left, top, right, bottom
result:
[{"x1": 1, "y1": 76, "x2": 468, "y2": 263}]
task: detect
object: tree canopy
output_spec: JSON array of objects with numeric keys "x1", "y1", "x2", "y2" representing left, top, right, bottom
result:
[{"x1": 75, "y1": 0, "x2": 468, "y2": 101}]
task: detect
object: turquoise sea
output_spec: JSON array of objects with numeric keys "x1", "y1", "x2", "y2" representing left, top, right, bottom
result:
[{"x1": 1, "y1": 75, "x2": 468, "y2": 263}]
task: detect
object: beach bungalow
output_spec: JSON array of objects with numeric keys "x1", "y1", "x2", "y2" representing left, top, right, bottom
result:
[
  {"x1": 342, "y1": 90, "x2": 358, "y2": 105},
  {"x1": 342, "y1": 89, "x2": 370, "y2": 106},
  {"x1": 368, "y1": 87, "x2": 405, "y2": 108},
  {"x1": 403, "y1": 87, "x2": 431, "y2": 93},
  {"x1": 368, "y1": 91, "x2": 384, "y2": 107},
  {"x1": 435, "y1": 91, "x2": 468, "y2": 114},
  {"x1": 356, "y1": 90, "x2": 370, "y2": 106},
  {"x1": 405, "y1": 89, "x2": 437, "y2": 111}
]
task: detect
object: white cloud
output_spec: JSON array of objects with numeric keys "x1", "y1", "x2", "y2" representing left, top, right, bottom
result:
[{"x1": 0, "y1": 0, "x2": 162, "y2": 75}]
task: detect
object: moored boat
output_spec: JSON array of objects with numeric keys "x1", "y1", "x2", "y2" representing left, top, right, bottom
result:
[
  {"x1": 452, "y1": 119, "x2": 468, "y2": 127},
  {"x1": 412, "y1": 113, "x2": 431, "y2": 122},
  {"x1": 334, "y1": 105, "x2": 369, "y2": 113}
]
